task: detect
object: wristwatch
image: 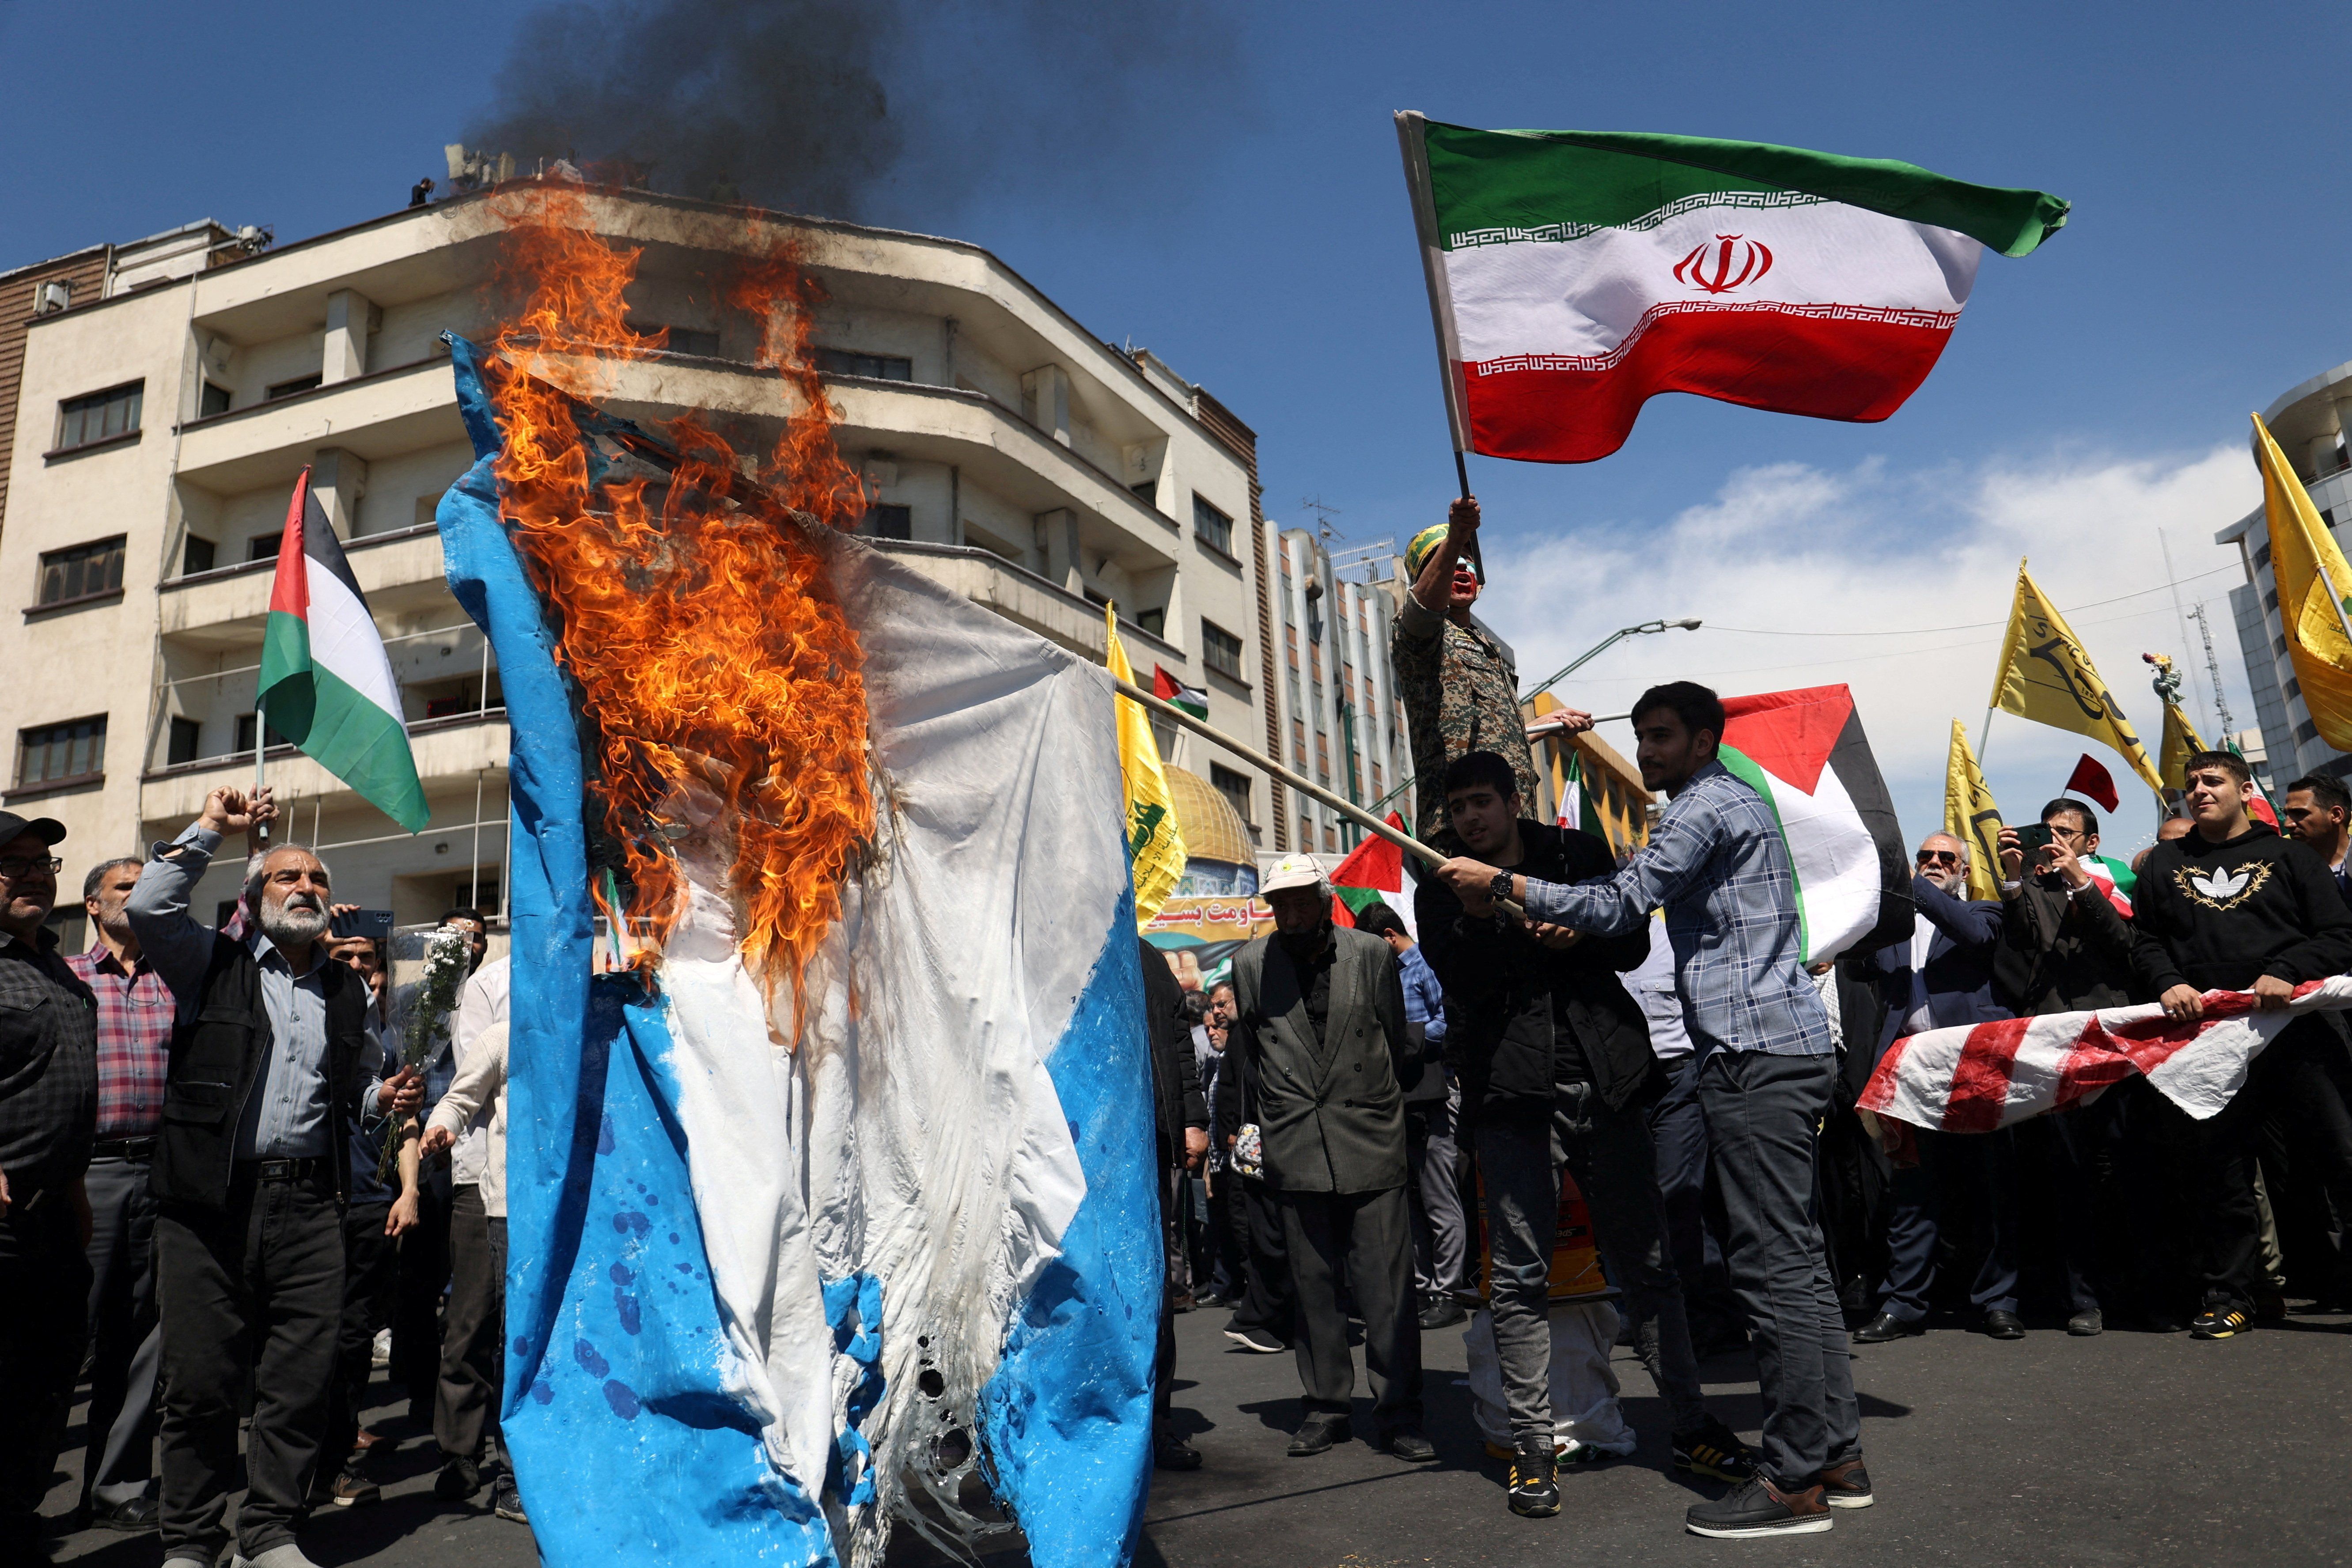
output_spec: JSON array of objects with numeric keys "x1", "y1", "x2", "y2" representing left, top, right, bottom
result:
[{"x1": 1489, "y1": 868, "x2": 1516, "y2": 906}]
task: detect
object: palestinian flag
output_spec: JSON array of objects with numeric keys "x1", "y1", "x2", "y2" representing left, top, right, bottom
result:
[
  {"x1": 1718, "y1": 686, "x2": 1910, "y2": 964},
  {"x1": 1330, "y1": 813, "x2": 1418, "y2": 939},
  {"x1": 257, "y1": 468, "x2": 429, "y2": 831},
  {"x1": 1396, "y1": 116, "x2": 2068, "y2": 462},
  {"x1": 1153, "y1": 664, "x2": 1208, "y2": 720}
]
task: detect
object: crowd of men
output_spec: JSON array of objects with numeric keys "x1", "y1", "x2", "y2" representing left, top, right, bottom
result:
[
  {"x1": 1140, "y1": 495, "x2": 2352, "y2": 1542},
  {"x1": 9, "y1": 492, "x2": 2352, "y2": 1558},
  {"x1": 0, "y1": 787, "x2": 519, "y2": 1567}
]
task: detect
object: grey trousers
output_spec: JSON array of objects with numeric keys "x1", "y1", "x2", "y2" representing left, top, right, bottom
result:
[
  {"x1": 81, "y1": 1155, "x2": 162, "y2": 1508},
  {"x1": 1405, "y1": 1078, "x2": 1470, "y2": 1301},
  {"x1": 436, "y1": 1184, "x2": 505, "y2": 1462},
  {"x1": 1698, "y1": 1049, "x2": 1860, "y2": 1489},
  {"x1": 1477, "y1": 1083, "x2": 1708, "y2": 1445},
  {"x1": 156, "y1": 1170, "x2": 344, "y2": 1563},
  {"x1": 1277, "y1": 1186, "x2": 1422, "y2": 1429}
]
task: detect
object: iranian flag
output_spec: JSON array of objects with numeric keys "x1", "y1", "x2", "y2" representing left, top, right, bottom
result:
[
  {"x1": 1330, "y1": 812, "x2": 1418, "y2": 939},
  {"x1": 1718, "y1": 686, "x2": 1911, "y2": 965},
  {"x1": 257, "y1": 468, "x2": 430, "y2": 831},
  {"x1": 1396, "y1": 116, "x2": 2068, "y2": 462}
]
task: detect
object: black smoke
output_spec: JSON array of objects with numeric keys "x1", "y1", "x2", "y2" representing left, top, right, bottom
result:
[{"x1": 464, "y1": 0, "x2": 1244, "y2": 224}]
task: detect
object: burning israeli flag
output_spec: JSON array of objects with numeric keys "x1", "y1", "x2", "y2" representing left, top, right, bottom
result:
[{"x1": 433, "y1": 197, "x2": 1157, "y2": 1568}]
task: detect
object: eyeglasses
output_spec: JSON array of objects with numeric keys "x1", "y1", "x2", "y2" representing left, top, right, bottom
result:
[
  {"x1": 1915, "y1": 850, "x2": 1961, "y2": 867},
  {"x1": 0, "y1": 855, "x2": 62, "y2": 879}
]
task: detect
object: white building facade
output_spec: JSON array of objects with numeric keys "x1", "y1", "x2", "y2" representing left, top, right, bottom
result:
[
  {"x1": 2215, "y1": 360, "x2": 2352, "y2": 791},
  {"x1": 0, "y1": 186, "x2": 1283, "y2": 946},
  {"x1": 1269, "y1": 530, "x2": 1414, "y2": 855}
]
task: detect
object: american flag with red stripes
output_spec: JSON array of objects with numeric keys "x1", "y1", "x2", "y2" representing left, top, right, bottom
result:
[{"x1": 1858, "y1": 976, "x2": 2352, "y2": 1132}]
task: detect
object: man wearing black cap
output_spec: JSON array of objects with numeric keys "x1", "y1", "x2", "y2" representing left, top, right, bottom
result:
[{"x1": 0, "y1": 809, "x2": 99, "y2": 1564}]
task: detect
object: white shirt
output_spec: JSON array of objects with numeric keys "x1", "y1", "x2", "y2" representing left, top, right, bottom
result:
[
  {"x1": 1628, "y1": 914, "x2": 1693, "y2": 1060},
  {"x1": 447, "y1": 955, "x2": 509, "y2": 1187},
  {"x1": 428, "y1": 1020, "x2": 508, "y2": 1217},
  {"x1": 1902, "y1": 913, "x2": 1939, "y2": 1035}
]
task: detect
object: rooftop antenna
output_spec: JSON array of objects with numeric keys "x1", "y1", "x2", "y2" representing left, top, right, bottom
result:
[{"x1": 1300, "y1": 496, "x2": 1344, "y2": 541}]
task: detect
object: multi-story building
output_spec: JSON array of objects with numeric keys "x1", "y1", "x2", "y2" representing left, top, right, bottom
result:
[
  {"x1": 2216, "y1": 360, "x2": 2352, "y2": 789},
  {"x1": 1269, "y1": 530, "x2": 1414, "y2": 855},
  {"x1": 0, "y1": 184, "x2": 1280, "y2": 947}
]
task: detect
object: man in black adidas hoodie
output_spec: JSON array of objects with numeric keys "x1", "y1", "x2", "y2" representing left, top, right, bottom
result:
[{"x1": 2129, "y1": 750, "x2": 2352, "y2": 1338}]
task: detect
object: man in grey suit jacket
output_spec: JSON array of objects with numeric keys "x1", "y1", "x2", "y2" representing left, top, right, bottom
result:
[{"x1": 1226, "y1": 854, "x2": 1433, "y2": 1462}]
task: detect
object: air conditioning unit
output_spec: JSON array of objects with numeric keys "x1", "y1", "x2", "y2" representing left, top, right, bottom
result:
[{"x1": 33, "y1": 279, "x2": 70, "y2": 315}]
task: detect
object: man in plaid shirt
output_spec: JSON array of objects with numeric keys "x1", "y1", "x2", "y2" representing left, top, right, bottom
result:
[
  {"x1": 65, "y1": 857, "x2": 173, "y2": 1533},
  {"x1": 1433, "y1": 682, "x2": 1862, "y2": 1542}
]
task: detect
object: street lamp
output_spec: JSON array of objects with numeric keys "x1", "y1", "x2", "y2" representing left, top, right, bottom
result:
[{"x1": 1520, "y1": 618, "x2": 1703, "y2": 705}]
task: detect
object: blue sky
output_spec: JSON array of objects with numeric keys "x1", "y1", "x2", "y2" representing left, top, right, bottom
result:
[{"x1": 8, "y1": 0, "x2": 2347, "y2": 848}]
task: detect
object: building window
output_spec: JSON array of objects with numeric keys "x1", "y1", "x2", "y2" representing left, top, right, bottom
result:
[
  {"x1": 1192, "y1": 496, "x2": 1235, "y2": 557},
  {"x1": 1129, "y1": 480, "x2": 1156, "y2": 504},
  {"x1": 249, "y1": 534, "x2": 282, "y2": 563},
  {"x1": 1371, "y1": 761, "x2": 1383, "y2": 795},
  {"x1": 864, "y1": 504, "x2": 913, "y2": 541},
  {"x1": 2285, "y1": 675, "x2": 2304, "y2": 700},
  {"x1": 199, "y1": 382, "x2": 232, "y2": 418},
  {"x1": 266, "y1": 374, "x2": 322, "y2": 401},
  {"x1": 167, "y1": 716, "x2": 203, "y2": 765},
  {"x1": 1201, "y1": 619, "x2": 1243, "y2": 682},
  {"x1": 234, "y1": 714, "x2": 292, "y2": 753},
  {"x1": 816, "y1": 348, "x2": 912, "y2": 382},
  {"x1": 1136, "y1": 608, "x2": 1164, "y2": 638},
  {"x1": 1285, "y1": 624, "x2": 1299, "y2": 667},
  {"x1": 1323, "y1": 822, "x2": 1338, "y2": 852},
  {"x1": 57, "y1": 383, "x2": 142, "y2": 449},
  {"x1": 2264, "y1": 588, "x2": 2280, "y2": 614},
  {"x1": 2296, "y1": 719, "x2": 2322, "y2": 746},
  {"x1": 1209, "y1": 763, "x2": 1253, "y2": 826},
  {"x1": 2255, "y1": 542, "x2": 2272, "y2": 569},
  {"x1": 1316, "y1": 731, "x2": 1331, "y2": 784},
  {"x1": 36, "y1": 536, "x2": 125, "y2": 606},
  {"x1": 1292, "y1": 718, "x2": 1307, "y2": 764},
  {"x1": 16, "y1": 716, "x2": 105, "y2": 787},
  {"x1": 181, "y1": 536, "x2": 216, "y2": 576}
]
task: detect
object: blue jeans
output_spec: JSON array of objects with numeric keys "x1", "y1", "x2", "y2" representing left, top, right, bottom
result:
[{"x1": 1698, "y1": 1049, "x2": 1859, "y2": 1488}]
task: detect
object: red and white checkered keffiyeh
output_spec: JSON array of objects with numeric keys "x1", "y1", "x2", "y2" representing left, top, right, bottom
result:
[{"x1": 1858, "y1": 975, "x2": 2352, "y2": 1132}]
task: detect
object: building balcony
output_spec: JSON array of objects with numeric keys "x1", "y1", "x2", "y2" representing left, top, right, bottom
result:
[
  {"x1": 159, "y1": 520, "x2": 451, "y2": 645},
  {"x1": 867, "y1": 538, "x2": 1178, "y2": 667},
  {"x1": 174, "y1": 357, "x2": 466, "y2": 497},
  {"x1": 140, "y1": 708, "x2": 509, "y2": 828}
]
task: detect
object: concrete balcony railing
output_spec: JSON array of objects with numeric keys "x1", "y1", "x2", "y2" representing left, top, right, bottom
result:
[
  {"x1": 160, "y1": 520, "x2": 451, "y2": 640},
  {"x1": 868, "y1": 538, "x2": 1180, "y2": 667},
  {"x1": 140, "y1": 709, "x2": 509, "y2": 827},
  {"x1": 174, "y1": 357, "x2": 467, "y2": 496}
]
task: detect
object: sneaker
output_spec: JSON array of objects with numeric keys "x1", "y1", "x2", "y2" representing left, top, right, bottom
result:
[
  {"x1": 1286, "y1": 1413, "x2": 1350, "y2": 1457},
  {"x1": 1223, "y1": 1326, "x2": 1287, "y2": 1354},
  {"x1": 1685, "y1": 1476, "x2": 1834, "y2": 1538},
  {"x1": 332, "y1": 1467, "x2": 381, "y2": 1507},
  {"x1": 493, "y1": 1473, "x2": 529, "y2": 1522},
  {"x1": 1672, "y1": 1416, "x2": 1761, "y2": 1484},
  {"x1": 1814, "y1": 1457, "x2": 1874, "y2": 1510},
  {"x1": 2066, "y1": 1308, "x2": 2104, "y2": 1337},
  {"x1": 2190, "y1": 1303, "x2": 2252, "y2": 1340},
  {"x1": 1506, "y1": 1438, "x2": 1560, "y2": 1519},
  {"x1": 434, "y1": 1454, "x2": 484, "y2": 1500}
]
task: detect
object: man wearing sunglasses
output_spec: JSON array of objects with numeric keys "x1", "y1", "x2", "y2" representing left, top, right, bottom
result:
[
  {"x1": 0, "y1": 809, "x2": 98, "y2": 1562},
  {"x1": 1853, "y1": 833, "x2": 2021, "y2": 1345}
]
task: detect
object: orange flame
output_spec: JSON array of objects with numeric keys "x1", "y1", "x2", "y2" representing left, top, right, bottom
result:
[{"x1": 483, "y1": 184, "x2": 874, "y2": 1005}]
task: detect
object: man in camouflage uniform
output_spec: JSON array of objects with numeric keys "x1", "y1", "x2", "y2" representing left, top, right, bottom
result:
[{"x1": 1390, "y1": 497, "x2": 1588, "y2": 841}]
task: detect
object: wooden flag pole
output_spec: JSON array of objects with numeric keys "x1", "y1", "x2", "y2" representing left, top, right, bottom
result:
[{"x1": 1110, "y1": 674, "x2": 1523, "y2": 918}]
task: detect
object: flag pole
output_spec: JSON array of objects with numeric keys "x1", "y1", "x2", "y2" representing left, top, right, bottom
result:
[
  {"x1": 1398, "y1": 111, "x2": 1487, "y2": 583},
  {"x1": 253, "y1": 694, "x2": 269, "y2": 848},
  {"x1": 1112, "y1": 674, "x2": 1523, "y2": 916},
  {"x1": 1977, "y1": 707, "x2": 1995, "y2": 769}
]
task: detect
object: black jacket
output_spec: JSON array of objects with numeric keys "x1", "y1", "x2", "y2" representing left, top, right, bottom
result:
[
  {"x1": 1139, "y1": 939, "x2": 1206, "y2": 1169},
  {"x1": 0, "y1": 927, "x2": 97, "y2": 1195},
  {"x1": 152, "y1": 931, "x2": 374, "y2": 1210},
  {"x1": 2130, "y1": 823, "x2": 2352, "y2": 996},
  {"x1": 1415, "y1": 820, "x2": 1657, "y2": 1115},
  {"x1": 1994, "y1": 875, "x2": 2139, "y2": 1015}
]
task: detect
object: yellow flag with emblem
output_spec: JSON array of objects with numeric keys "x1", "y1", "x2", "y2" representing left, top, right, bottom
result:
[
  {"x1": 2157, "y1": 697, "x2": 2208, "y2": 795},
  {"x1": 1106, "y1": 605, "x2": 1187, "y2": 923},
  {"x1": 1943, "y1": 720, "x2": 2003, "y2": 902},
  {"x1": 2254, "y1": 412, "x2": 2352, "y2": 753},
  {"x1": 1987, "y1": 561, "x2": 2163, "y2": 791}
]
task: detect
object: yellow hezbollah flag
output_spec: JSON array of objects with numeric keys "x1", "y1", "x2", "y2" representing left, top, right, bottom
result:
[
  {"x1": 2254, "y1": 412, "x2": 2352, "y2": 753},
  {"x1": 1106, "y1": 605, "x2": 1186, "y2": 923},
  {"x1": 2158, "y1": 698, "x2": 2208, "y2": 795},
  {"x1": 1987, "y1": 561, "x2": 2163, "y2": 791},
  {"x1": 1944, "y1": 720, "x2": 2003, "y2": 902}
]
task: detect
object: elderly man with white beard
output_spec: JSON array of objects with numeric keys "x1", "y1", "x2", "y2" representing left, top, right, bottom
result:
[
  {"x1": 1852, "y1": 832, "x2": 2020, "y2": 1347},
  {"x1": 129, "y1": 786, "x2": 421, "y2": 1568}
]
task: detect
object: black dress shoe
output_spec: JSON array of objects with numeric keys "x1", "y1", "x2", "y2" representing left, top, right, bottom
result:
[
  {"x1": 1153, "y1": 1432, "x2": 1204, "y2": 1470},
  {"x1": 1379, "y1": 1426, "x2": 1437, "y2": 1462},
  {"x1": 87, "y1": 1494, "x2": 161, "y2": 1532},
  {"x1": 1849, "y1": 1311, "x2": 1923, "y2": 1345},
  {"x1": 1983, "y1": 1309, "x2": 2026, "y2": 1340},
  {"x1": 1418, "y1": 1301, "x2": 1468, "y2": 1330},
  {"x1": 1287, "y1": 1413, "x2": 1352, "y2": 1456}
]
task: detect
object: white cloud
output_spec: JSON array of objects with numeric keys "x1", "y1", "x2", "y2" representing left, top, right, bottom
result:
[{"x1": 1474, "y1": 443, "x2": 2263, "y2": 856}]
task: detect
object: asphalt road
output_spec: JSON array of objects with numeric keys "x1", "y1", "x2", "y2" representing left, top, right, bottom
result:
[{"x1": 39, "y1": 1300, "x2": 2352, "y2": 1567}]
